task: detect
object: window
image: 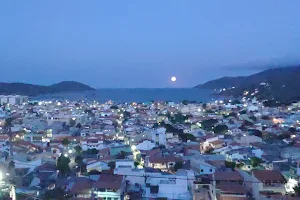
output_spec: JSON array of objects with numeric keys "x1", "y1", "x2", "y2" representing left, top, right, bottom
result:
[
  {"x1": 107, "y1": 198, "x2": 112, "y2": 200},
  {"x1": 210, "y1": 169, "x2": 212, "y2": 172},
  {"x1": 201, "y1": 169, "x2": 204, "y2": 172},
  {"x1": 114, "y1": 198, "x2": 118, "y2": 200}
]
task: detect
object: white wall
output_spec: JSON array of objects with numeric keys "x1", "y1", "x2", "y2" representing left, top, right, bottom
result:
[
  {"x1": 116, "y1": 160, "x2": 134, "y2": 169},
  {"x1": 158, "y1": 176, "x2": 189, "y2": 199},
  {"x1": 136, "y1": 140, "x2": 155, "y2": 151},
  {"x1": 114, "y1": 168, "x2": 145, "y2": 186},
  {"x1": 199, "y1": 164, "x2": 215, "y2": 175}
]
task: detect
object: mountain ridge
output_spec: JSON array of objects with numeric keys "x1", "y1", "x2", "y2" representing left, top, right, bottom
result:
[
  {"x1": 0, "y1": 81, "x2": 95, "y2": 96},
  {"x1": 195, "y1": 66, "x2": 300, "y2": 102}
]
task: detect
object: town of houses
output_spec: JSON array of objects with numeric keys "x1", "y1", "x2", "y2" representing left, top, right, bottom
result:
[{"x1": 1, "y1": 95, "x2": 300, "y2": 200}]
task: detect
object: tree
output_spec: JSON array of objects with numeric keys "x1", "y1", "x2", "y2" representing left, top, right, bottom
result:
[
  {"x1": 75, "y1": 155, "x2": 86, "y2": 173},
  {"x1": 76, "y1": 123, "x2": 82, "y2": 129},
  {"x1": 62, "y1": 138, "x2": 70, "y2": 146},
  {"x1": 108, "y1": 161, "x2": 116, "y2": 170},
  {"x1": 213, "y1": 124, "x2": 228, "y2": 134},
  {"x1": 276, "y1": 133, "x2": 290, "y2": 140},
  {"x1": 62, "y1": 122, "x2": 69, "y2": 131},
  {"x1": 202, "y1": 103, "x2": 207, "y2": 109},
  {"x1": 243, "y1": 120, "x2": 254, "y2": 126},
  {"x1": 249, "y1": 115, "x2": 257, "y2": 122},
  {"x1": 201, "y1": 119, "x2": 218, "y2": 131},
  {"x1": 134, "y1": 161, "x2": 139, "y2": 168},
  {"x1": 74, "y1": 103, "x2": 80, "y2": 107},
  {"x1": 4, "y1": 117, "x2": 13, "y2": 157},
  {"x1": 178, "y1": 133, "x2": 196, "y2": 142},
  {"x1": 205, "y1": 148, "x2": 215, "y2": 154},
  {"x1": 117, "y1": 151, "x2": 126, "y2": 159},
  {"x1": 110, "y1": 105, "x2": 118, "y2": 110},
  {"x1": 250, "y1": 157, "x2": 263, "y2": 167},
  {"x1": 182, "y1": 100, "x2": 189, "y2": 105},
  {"x1": 261, "y1": 115, "x2": 270, "y2": 120},
  {"x1": 263, "y1": 100, "x2": 278, "y2": 107},
  {"x1": 225, "y1": 161, "x2": 236, "y2": 170},
  {"x1": 152, "y1": 123, "x2": 159, "y2": 129},
  {"x1": 239, "y1": 110, "x2": 247, "y2": 115},
  {"x1": 123, "y1": 111, "x2": 131, "y2": 120},
  {"x1": 231, "y1": 99, "x2": 241, "y2": 105},
  {"x1": 43, "y1": 188, "x2": 68, "y2": 200},
  {"x1": 294, "y1": 184, "x2": 300, "y2": 197},
  {"x1": 8, "y1": 161, "x2": 15, "y2": 169},
  {"x1": 165, "y1": 112, "x2": 171, "y2": 119},
  {"x1": 236, "y1": 163, "x2": 244, "y2": 169},
  {"x1": 205, "y1": 109, "x2": 214, "y2": 113},
  {"x1": 289, "y1": 127, "x2": 297, "y2": 133},
  {"x1": 69, "y1": 118, "x2": 76, "y2": 127},
  {"x1": 56, "y1": 155, "x2": 71, "y2": 175},
  {"x1": 75, "y1": 155, "x2": 83, "y2": 165},
  {"x1": 174, "y1": 161, "x2": 183, "y2": 171},
  {"x1": 251, "y1": 129, "x2": 262, "y2": 138},
  {"x1": 170, "y1": 112, "x2": 188, "y2": 124},
  {"x1": 85, "y1": 148, "x2": 98, "y2": 155},
  {"x1": 74, "y1": 145, "x2": 82, "y2": 154},
  {"x1": 228, "y1": 112, "x2": 237, "y2": 118},
  {"x1": 85, "y1": 109, "x2": 95, "y2": 117}
]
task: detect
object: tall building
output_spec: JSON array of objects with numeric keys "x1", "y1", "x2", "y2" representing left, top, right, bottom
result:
[{"x1": 0, "y1": 95, "x2": 28, "y2": 105}]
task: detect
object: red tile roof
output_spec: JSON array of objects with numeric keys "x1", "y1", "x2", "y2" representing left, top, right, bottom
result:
[
  {"x1": 94, "y1": 174, "x2": 123, "y2": 190},
  {"x1": 217, "y1": 184, "x2": 247, "y2": 195},
  {"x1": 68, "y1": 178, "x2": 93, "y2": 194},
  {"x1": 149, "y1": 153, "x2": 182, "y2": 164},
  {"x1": 253, "y1": 170, "x2": 286, "y2": 183},
  {"x1": 214, "y1": 171, "x2": 243, "y2": 182}
]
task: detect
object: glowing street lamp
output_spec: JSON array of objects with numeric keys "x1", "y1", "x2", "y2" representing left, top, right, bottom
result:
[{"x1": 131, "y1": 145, "x2": 136, "y2": 151}]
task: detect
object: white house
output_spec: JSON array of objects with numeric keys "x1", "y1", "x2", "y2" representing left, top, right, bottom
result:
[
  {"x1": 234, "y1": 135, "x2": 263, "y2": 145},
  {"x1": 251, "y1": 170, "x2": 287, "y2": 199},
  {"x1": 143, "y1": 174, "x2": 190, "y2": 200},
  {"x1": 85, "y1": 160, "x2": 110, "y2": 173},
  {"x1": 228, "y1": 128, "x2": 243, "y2": 136},
  {"x1": 152, "y1": 127, "x2": 167, "y2": 146},
  {"x1": 93, "y1": 174, "x2": 125, "y2": 200},
  {"x1": 135, "y1": 139, "x2": 155, "y2": 151},
  {"x1": 114, "y1": 168, "x2": 145, "y2": 186},
  {"x1": 190, "y1": 156, "x2": 216, "y2": 175},
  {"x1": 115, "y1": 159, "x2": 135, "y2": 169},
  {"x1": 80, "y1": 137, "x2": 104, "y2": 151},
  {"x1": 247, "y1": 105, "x2": 259, "y2": 112}
]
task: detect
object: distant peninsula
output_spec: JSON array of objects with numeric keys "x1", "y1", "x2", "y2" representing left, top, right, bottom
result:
[
  {"x1": 195, "y1": 66, "x2": 300, "y2": 103},
  {"x1": 0, "y1": 81, "x2": 95, "y2": 96}
]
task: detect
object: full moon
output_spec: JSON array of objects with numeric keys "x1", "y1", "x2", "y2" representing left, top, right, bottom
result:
[{"x1": 171, "y1": 76, "x2": 177, "y2": 82}]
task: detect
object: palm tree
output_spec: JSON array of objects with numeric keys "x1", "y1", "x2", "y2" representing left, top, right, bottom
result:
[{"x1": 4, "y1": 117, "x2": 13, "y2": 157}]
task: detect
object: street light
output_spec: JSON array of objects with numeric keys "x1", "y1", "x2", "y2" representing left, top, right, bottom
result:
[{"x1": 131, "y1": 145, "x2": 136, "y2": 151}]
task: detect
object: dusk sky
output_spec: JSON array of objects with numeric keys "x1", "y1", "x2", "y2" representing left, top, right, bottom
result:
[{"x1": 1, "y1": 1, "x2": 300, "y2": 88}]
